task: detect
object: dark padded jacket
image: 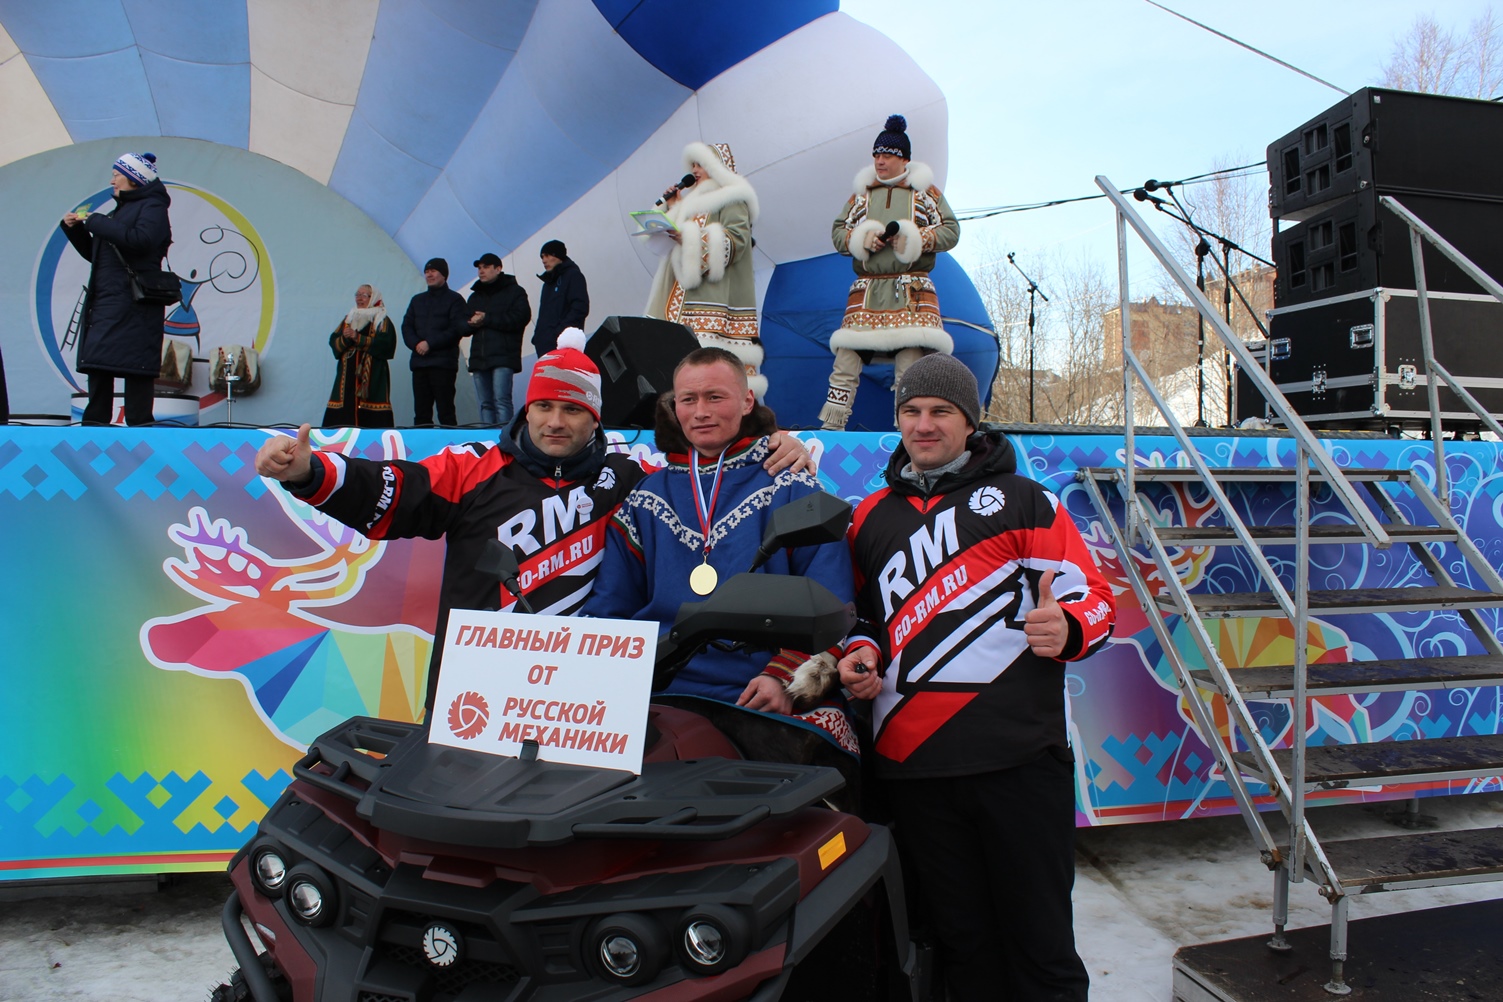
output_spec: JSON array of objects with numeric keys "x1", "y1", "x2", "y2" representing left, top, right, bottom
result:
[
  {"x1": 533, "y1": 256, "x2": 589, "y2": 354},
  {"x1": 465, "y1": 273, "x2": 531, "y2": 373},
  {"x1": 63, "y1": 180, "x2": 173, "y2": 377},
  {"x1": 401, "y1": 284, "x2": 469, "y2": 370}
]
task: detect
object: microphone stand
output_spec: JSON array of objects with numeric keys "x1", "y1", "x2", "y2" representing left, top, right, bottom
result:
[
  {"x1": 1194, "y1": 239, "x2": 1210, "y2": 426},
  {"x1": 1135, "y1": 184, "x2": 1273, "y2": 337},
  {"x1": 1137, "y1": 180, "x2": 1275, "y2": 427},
  {"x1": 1006, "y1": 252, "x2": 1049, "y2": 422},
  {"x1": 1167, "y1": 185, "x2": 1272, "y2": 427},
  {"x1": 223, "y1": 348, "x2": 240, "y2": 426}
]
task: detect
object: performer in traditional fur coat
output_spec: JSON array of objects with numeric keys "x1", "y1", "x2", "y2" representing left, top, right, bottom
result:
[
  {"x1": 323, "y1": 283, "x2": 396, "y2": 428},
  {"x1": 818, "y1": 115, "x2": 961, "y2": 430},
  {"x1": 645, "y1": 142, "x2": 766, "y2": 398}
]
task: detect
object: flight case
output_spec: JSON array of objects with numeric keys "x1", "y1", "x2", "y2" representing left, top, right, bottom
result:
[{"x1": 1257, "y1": 287, "x2": 1503, "y2": 431}]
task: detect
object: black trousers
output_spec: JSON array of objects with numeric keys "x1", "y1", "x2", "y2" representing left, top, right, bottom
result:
[
  {"x1": 83, "y1": 373, "x2": 154, "y2": 426},
  {"x1": 886, "y1": 751, "x2": 1089, "y2": 1002},
  {"x1": 411, "y1": 367, "x2": 457, "y2": 427}
]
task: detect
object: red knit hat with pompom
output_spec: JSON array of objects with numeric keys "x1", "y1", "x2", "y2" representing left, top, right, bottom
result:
[{"x1": 525, "y1": 328, "x2": 602, "y2": 420}]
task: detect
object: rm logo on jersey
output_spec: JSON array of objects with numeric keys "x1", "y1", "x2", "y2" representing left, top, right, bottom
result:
[
  {"x1": 969, "y1": 486, "x2": 1006, "y2": 516},
  {"x1": 595, "y1": 467, "x2": 616, "y2": 491}
]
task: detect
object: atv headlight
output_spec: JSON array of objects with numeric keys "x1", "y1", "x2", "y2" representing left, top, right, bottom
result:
[
  {"x1": 676, "y1": 904, "x2": 749, "y2": 976},
  {"x1": 683, "y1": 919, "x2": 725, "y2": 965},
  {"x1": 601, "y1": 934, "x2": 640, "y2": 977},
  {"x1": 249, "y1": 840, "x2": 289, "y2": 896},
  {"x1": 589, "y1": 913, "x2": 666, "y2": 986},
  {"x1": 284, "y1": 862, "x2": 337, "y2": 927}
]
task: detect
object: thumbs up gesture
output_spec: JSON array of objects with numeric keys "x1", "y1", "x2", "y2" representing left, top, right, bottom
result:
[
  {"x1": 255, "y1": 423, "x2": 314, "y2": 483},
  {"x1": 1024, "y1": 569, "x2": 1068, "y2": 659}
]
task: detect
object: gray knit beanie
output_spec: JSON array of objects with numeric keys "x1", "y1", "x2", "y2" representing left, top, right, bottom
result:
[{"x1": 895, "y1": 353, "x2": 980, "y2": 428}]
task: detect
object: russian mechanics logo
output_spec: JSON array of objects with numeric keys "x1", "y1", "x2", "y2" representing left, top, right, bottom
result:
[
  {"x1": 594, "y1": 466, "x2": 617, "y2": 491},
  {"x1": 969, "y1": 486, "x2": 1006, "y2": 516},
  {"x1": 423, "y1": 923, "x2": 462, "y2": 967},
  {"x1": 448, "y1": 690, "x2": 491, "y2": 740},
  {"x1": 34, "y1": 180, "x2": 275, "y2": 411}
]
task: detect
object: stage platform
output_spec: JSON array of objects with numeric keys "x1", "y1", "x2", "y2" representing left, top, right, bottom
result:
[
  {"x1": 2, "y1": 423, "x2": 1500, "y2": 883},
  {"x1": 1173, "y1": 897, "x2": 1503, "y2": 1000}
]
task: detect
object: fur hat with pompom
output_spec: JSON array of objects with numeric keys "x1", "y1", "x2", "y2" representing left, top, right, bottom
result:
[{"x1": 525, "y1": 328, "x2": 602, "y2": 420}]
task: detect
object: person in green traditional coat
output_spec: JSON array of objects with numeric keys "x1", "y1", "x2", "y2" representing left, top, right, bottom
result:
[
  {"x1": 645, "y1": 142, "x2": 767, "y2": 399},
  {"x1": 322, "y1": 283, "x2": 396, "y2": 428}
]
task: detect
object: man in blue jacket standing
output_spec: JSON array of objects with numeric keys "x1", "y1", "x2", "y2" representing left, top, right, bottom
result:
[{"x1": 402, "y1": 257, "x2": 469, "y2": 427}]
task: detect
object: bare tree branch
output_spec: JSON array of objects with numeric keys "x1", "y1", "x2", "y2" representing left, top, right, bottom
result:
[{"x1": 1383, "y1": 8, "x2": 1503, "y2": 98}]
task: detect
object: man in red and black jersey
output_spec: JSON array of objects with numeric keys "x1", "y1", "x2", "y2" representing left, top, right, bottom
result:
[
  {"x1": 837, "y1": 353, "x2": 1115, "y2": 1002},
  {"x1": 255, "y1": 329, "x2": 812, "y2": 715}
]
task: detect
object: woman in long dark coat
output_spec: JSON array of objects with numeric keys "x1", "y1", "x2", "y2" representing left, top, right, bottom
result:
[
  {"x1": 61, "y1": 151, "x2": 173, "y2": 426},
  {"x1": 323, "y1": 284, "x2": 397, "y2": 427}
]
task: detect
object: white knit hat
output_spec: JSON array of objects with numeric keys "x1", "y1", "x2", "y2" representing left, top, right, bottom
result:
[{"x1": 113, "y1": 152, "x2": 159, "y2": 186}]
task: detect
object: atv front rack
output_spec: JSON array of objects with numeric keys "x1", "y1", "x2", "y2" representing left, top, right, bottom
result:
[{"x1": 295, "y1": 717, "x2": 845, "y2": 849}]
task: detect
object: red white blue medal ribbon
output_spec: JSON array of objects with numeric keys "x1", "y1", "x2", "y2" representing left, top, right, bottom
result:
[{"x1": 689, "y1": 447, "x2": 728, "y2": 595}]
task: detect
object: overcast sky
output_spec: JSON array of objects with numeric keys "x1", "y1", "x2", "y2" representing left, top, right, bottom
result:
[{"x1": 841, "y1": 0, "x2": 1495, "y2": 291}]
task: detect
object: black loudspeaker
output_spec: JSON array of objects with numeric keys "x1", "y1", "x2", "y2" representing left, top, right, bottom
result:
[
  {"x1": 584, "y1": 316, "x2": 700, "y2": 427},
  {"x1": 1268, "y1": 88, "x2": 1503, "y2": 221},
  {"x1": 1273, "y1": 191, "x2": 1503, "y2": 306}
]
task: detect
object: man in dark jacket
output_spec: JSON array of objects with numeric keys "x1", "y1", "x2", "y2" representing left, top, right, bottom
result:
[
  {"x1": 533, "y1": 239, "x2": 589, "y2": 356},
  {"x1": 401, "y1": 257, "x2": 469, "y2": 427},
  {"x1": 60, "y1": 151, "x2": 174, "y2": 426},
  {"x1": 837, "y1": 354, "x2": 1115, "y2": 1002},
  {"x1": 465, "y1": 253, "x2": 531, "y2": 426}
]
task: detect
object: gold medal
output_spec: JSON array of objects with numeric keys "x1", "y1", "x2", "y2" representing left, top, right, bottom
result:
[{"x1": 690, "y1": 562, "x2": 719, "y2": 596}]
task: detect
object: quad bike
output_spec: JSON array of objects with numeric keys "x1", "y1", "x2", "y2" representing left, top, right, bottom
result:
[{"x1": 214, "y1": 493, "x2": 919, "y2": 1001}]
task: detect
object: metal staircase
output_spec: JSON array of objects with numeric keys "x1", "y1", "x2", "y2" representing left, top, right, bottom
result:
[{"x1": 1085, "y1": 179, "x2": 1503, "y2": 994}]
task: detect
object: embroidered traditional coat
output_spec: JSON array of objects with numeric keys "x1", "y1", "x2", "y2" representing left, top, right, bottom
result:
[{"x1": 829, "y1": 161, "x2": 960, "y2": 354}]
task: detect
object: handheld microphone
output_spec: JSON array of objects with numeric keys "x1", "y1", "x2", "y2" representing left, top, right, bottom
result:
[
  {"x1": 881, "y1": 220, "x2": 900, "y2": 243},
  {"x1": 654, "y1": 173, "x2": 697, "y2": 208}
]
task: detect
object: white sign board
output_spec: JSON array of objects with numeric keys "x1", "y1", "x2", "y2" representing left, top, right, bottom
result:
[{"x1": 429, "y1": 611, "x2": 659, "y2": 773}]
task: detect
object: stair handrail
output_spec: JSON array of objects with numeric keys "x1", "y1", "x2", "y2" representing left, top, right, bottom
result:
[
  {"x1": 1102, "y1": 176, "x2": 1364, "y2": 884},
  {"x1": 1118, "y1": 322, "x2": 1300, "y2": 622},
  {"x1": 1379, "y1": 195, "x2": 1503, "y2": 507},
  {"x1": 1076, "y1": 470, "x2": 1343, "y2": 891},
  {"x1": 1097, "y1": 177, "x2": 1393, "y2": 551}
]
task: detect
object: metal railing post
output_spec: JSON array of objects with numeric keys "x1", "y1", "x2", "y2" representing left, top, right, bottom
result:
[
  {"x1": 1381, "y1": 195, "x2": 1503, "y2": 443},
  {"x1": 1117, "y1": 208, "x2": 1137, "y2": 536},
  {"x1": 1408, "y1": 228, "x2": 1449, "y2": 506},
  {"x1": 1291, "y1": 443, "x2": 1311, "y2": 881}
]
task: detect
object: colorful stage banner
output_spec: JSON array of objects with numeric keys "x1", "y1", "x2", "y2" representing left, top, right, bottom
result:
[{"x1": 2, "y1": 426, "x2": 1500, "y2": 880}]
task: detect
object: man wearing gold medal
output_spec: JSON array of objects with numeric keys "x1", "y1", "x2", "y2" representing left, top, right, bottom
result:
[{"x1": 584, "y1": 348, "x2": 865, "y2": 749}]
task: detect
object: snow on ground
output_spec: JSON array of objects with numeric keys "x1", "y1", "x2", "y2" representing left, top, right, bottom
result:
[
  {"x1": 1072, "y1": 791, "x2": 1503, "y2": 1000},
  {"x1": 3, "y1": 792, "x2": 1501, "y2": 1001}
]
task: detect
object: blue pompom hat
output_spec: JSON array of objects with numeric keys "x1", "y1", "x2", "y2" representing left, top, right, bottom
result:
[
  {"x1": 113, "y1": 151, "x2": 159, "y2": 186},
  {"x1": 872, "y1": 115, "x2": 910, "y2": 160}
]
